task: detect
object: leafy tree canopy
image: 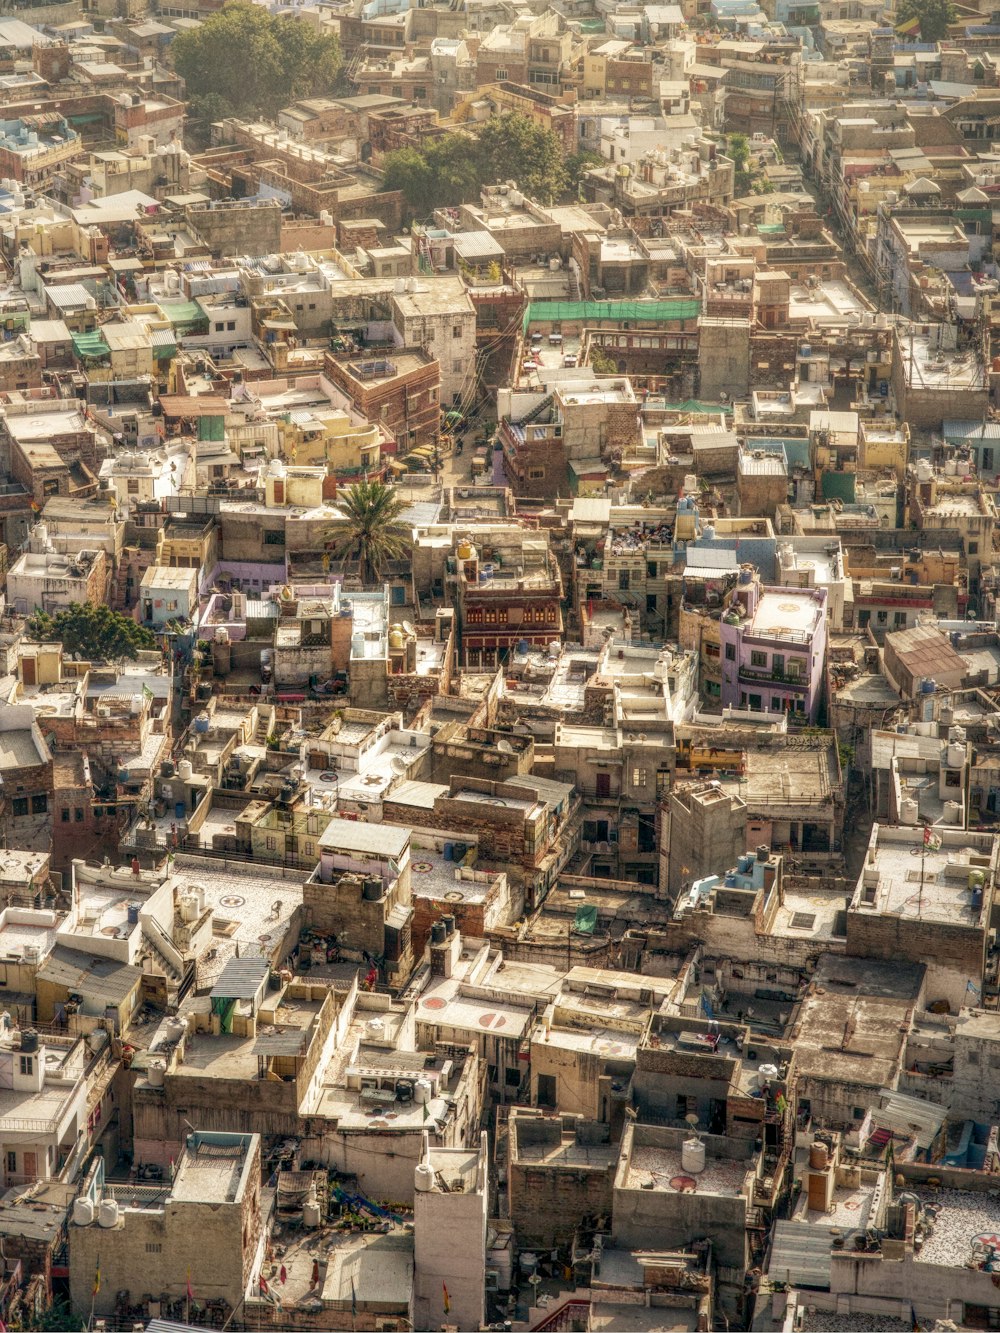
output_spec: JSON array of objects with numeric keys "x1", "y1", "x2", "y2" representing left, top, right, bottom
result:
[
  {"x1": 382, "y1": 112, "x2": 571, "y2": 215},
  {"x1": 27, "y1": 604, "x2": 159, "y2": 662},
  {"x1": 172, "y1": 1, "x2": 341, "y2": 122},
  {"x1": 896, "y1": 0, "x2": 956, "y2": 40}
]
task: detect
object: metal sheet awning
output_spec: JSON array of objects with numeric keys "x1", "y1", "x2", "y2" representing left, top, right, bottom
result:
[
  {"x1": 210, "y1": 956, "x2": 269, "y2": 1001},
  {"x1": 253, "y1": 1028, "x2": 308, "y2": 1057}
]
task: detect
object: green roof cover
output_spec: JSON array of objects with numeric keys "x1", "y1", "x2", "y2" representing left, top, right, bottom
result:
[
  {"x1": 524, "y1": 299, "x2": 701, "y2": 330},
  {"x1": 71, "y1": 330, "x2": 110, "y2": 360}
]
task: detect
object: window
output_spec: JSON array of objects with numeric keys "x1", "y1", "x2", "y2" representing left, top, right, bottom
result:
[
  {"x1": 265, "y1": 836, "x2": 277, "y2": 852},
  {"x1": 969, "y1": 542, "x2": 979, "y2": 555},
  {"x1": 852, "y1": 1106, "x2": 865, "y2": 1120},
  {"x1": 19, "y1": 1056, "x2": 32, "y2": 1076},
  {"x1": 4, "y1": 1153, "x2": 14, "y2": 1174},
  {"x1": 453, "y1": 360, "x2": 463, "y2": 374},
  {"x1": 705, "y1": 642, "x2": 720, "y2": 659},
  {"x1": 145, "y1": 1243, "x2": 162, "y2": 1254},
  {"x1": 227, "y1": 321, "x2": 236, "y2": 332},
  {"x1": 750, "y1": 650, "x2": 767, "y2": 668},
  {"x1": 264, "y1": 530, "x2": 285, "y2": 545},
  {"x1": 619, "y1": 570, "x2": 630, "y2": 591},
  {"x1": 528, "y1": 468, "x2": 545, "y2": 480},
  {"x1": 877, "y1": 610, "x2": 888, "y2": 625},
  {"x1": 725, "y1": 643, "x2": 736, "y2": 661},
  {"x1": 632, "y1": 768, "x2": 647, "y2": 787},
  {"x1": 647, "y1": 561, "x2": 657, "y2": 578},
  {"x1": 75, "y1": 808, "x2": 84, "y2": 822},
  {"x1": 772, "y1": 654, "x2": 784, "y2": 676},
  {"x1": 11, "y1": 798, "x2": 27, "y2": 817},
  {"x1": 127, "y1": 478, "x2": 139, "y2": 495},
  {"x1": 772, "y1": 697, "x2": 783, "y2": 710},
  {"x1": 748, "y1": 693, "x2": 762, "y2": 710},
  {"x1": 894, "y1": 612, "x2": 907, "y2": 627},
  {"x1": 61, "y1": 808, "x2": 70, "y2": 823},
  {"x1": 452, "y1": 325, "x2": 462, "y2": 338},
  {"x1": 495, "y1": 68, "x2": 508, "y2": 81}
]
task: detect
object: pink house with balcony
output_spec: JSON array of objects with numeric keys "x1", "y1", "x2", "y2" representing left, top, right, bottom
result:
[{"x1": 719, "y1": 576, "x2": 828, "y2": 723}]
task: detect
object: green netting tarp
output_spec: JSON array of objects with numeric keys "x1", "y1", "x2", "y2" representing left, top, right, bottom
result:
[
  {"x1": 657, "y1": 399, "x2": 733, "y2": 414},
  {"x1": 523, "y1": 299, "x2": 701, "y2": 330},
  {"x1": 573, "y1": 904, "x2": 598, "y2": 935},
  {"x1": 72, "y1": 331, "x2": 110, "y2": 360}
]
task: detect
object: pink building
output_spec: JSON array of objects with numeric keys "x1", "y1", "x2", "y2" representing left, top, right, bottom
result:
[{"x1": 719, "y1": 577, "x2": 828, "y2": 723}]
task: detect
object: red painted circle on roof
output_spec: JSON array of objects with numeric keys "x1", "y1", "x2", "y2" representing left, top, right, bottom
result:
[
  {"x1": 479, "y1": 1012, "x2": 507, "y2": 1029},
  {"x1": 670, "y1": 1176, "x2": 698, "y2": 1193},
  {"x1": 411, "y1": 861, "x2": 434, "y2": 874},
  {"x1": 422, "y1": 997, "x2": 447, "y2": 1010}
]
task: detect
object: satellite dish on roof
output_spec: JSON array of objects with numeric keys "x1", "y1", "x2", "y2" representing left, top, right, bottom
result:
[
  {"x1": 497, "y1": 739, "x2": 515, "y2": 755},
  {"x1": 390, "y1": 757, "x2": 409, "y2": 774}
]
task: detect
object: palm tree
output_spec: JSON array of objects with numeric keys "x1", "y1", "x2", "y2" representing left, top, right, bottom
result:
[{"x1": 324, "y1": 480, "x2": 411, "y2": 584}]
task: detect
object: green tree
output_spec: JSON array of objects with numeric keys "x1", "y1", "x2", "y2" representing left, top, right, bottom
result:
[
  {"x1": 172, "y1": 1, "x2": 341, "y2": 123},
  {"x1": 895, "y1": 0, "x2": 956, "y2": 39},
  {"x1": 383, "y1": 134, "x2": 480, "y2": 215},
  {"x1": 564, "y1": 149, "x2": 603, "y2": 200},
  {"x1": 728, "y1": 133, "x2": 750, "y2": 173},
  {"x1": 590, "y1": 347, "x2": 617, "y2": 374},
  {"x1": 323, "y1": 480, "x2": 411, "y2": 583},
  {"x1": 27, "y1": 604, "x2": 159, "y2": 662},
  {"x1": 475, "y1": 113, "x2": 568, "y2": 202}
]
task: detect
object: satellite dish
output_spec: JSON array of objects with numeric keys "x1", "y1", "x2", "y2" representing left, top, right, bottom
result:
[
  {"x1": 390, "y1": 756, "x2": 409, "y2": 774},
  {"x1": 497, "y1": 739, "x2": 514, "y2": 755},
  {"x1": 401, "y1": 621, "x2": 416, "y2": 637}
]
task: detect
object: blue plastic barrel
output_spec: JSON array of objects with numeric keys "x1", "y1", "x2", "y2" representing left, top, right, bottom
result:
[
  {"x1": 175, "y1": 801, "x2": 186, "y2": 820},
  {"x1": 443, "y1": 842, "x2": 454, "y2": 862}
]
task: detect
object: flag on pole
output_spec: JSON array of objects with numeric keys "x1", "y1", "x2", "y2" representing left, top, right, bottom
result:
[
  {"x1": 923, "y1": 825, "x2": 942, "y2": 851},
  {"x1": 186, "y1": 1269, "x2": 193, "y2": 1302},
  {"x1": 93, "y1": 1258, "x2": 101, "y2": 1297},
  {"x1": 443, "y1": 1282, "x2": 451, "y2": 1315}
]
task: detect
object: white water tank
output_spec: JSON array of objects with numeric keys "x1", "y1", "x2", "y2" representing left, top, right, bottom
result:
[
  {"x1": 899, "y1": 797, "x2": 919, "y2": 825},
  {"x1": 944, "y1": 800, "x2": 964, "y2": 823},
  {"x1": 88, "y1": 1029, "x2": 108, "y2": 1056},
  {"x1": 916, "y1": 458, "x2": 933, "y2": 483},
  {"x1": 414, "y1": 1076, "x2": 432, "y2": 1105},
  {"x1": 948, "y1": 741, "x2": 965, "y2": 768},
  {"x1": 178, "y1": 759, "x2": 194, "y2": 781},
  {"x1": 415, "y1": 1160, "x2": 435, "y2": 1192},
  {"x1": 147, "y1": 1060, "x2": 166, "y2": 1087},
  {"x1": 944, "y1": 457, "x2": 958, "y2": 476},
  {"x1": 180, "y1": 893, "x2": 199, "y2": 922},
  {"x1": 73, "y1": 1197, "x2": 95, "y2": 1227},
  {"x1": 303, "y1": 1195, "x2": 321, "y2": 1227},
  {"x1": 98, "y1": 1199, "x2": 120, "y2": 1229},
  {"x1": 681, "y1": 1137, "x2": 706, "y2": 1174}
]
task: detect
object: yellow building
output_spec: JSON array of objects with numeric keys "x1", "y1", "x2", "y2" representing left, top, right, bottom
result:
[{"x1": 277, "y1": 407, "x2": 383, "y2": 479}]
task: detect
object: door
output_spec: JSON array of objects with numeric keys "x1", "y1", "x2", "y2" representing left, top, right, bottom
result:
[
  {"x1": 21, "y1": 656, "x2": 35, "y2": 686},
  {"x1": 22, "y1": 1151, "x2": 36, "y2": 1180},
  {"x1": 596, "y1": 772, "x2": 611, "y2": 799}
]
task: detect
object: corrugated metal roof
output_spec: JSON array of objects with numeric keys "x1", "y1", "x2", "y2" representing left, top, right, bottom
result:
[
  {"x1": 318, "y1": 819, "x2": 410, "y2": 858},
  {"x1": 768, "y1": 1221, "x2": 836, "y2": 1290},
  {"x1": 875, "y1": 1087, "x2": 945, "y2": 1150},
  {"x1": 211, "y1": 956, "x2": 269, "y2": 1001},
  {"x1": 943, "y1": 419, "x2": 1000, "y2": 441},
  {"x1": 253, "y1": 1028, "x2": 308, "y2": 1056},
  {"x1": 452, "y1": 230, "x2": 504, "y2": 260},
  {"x1": 37, "y1": 946, "x2": 142, "y2": 1006}
]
